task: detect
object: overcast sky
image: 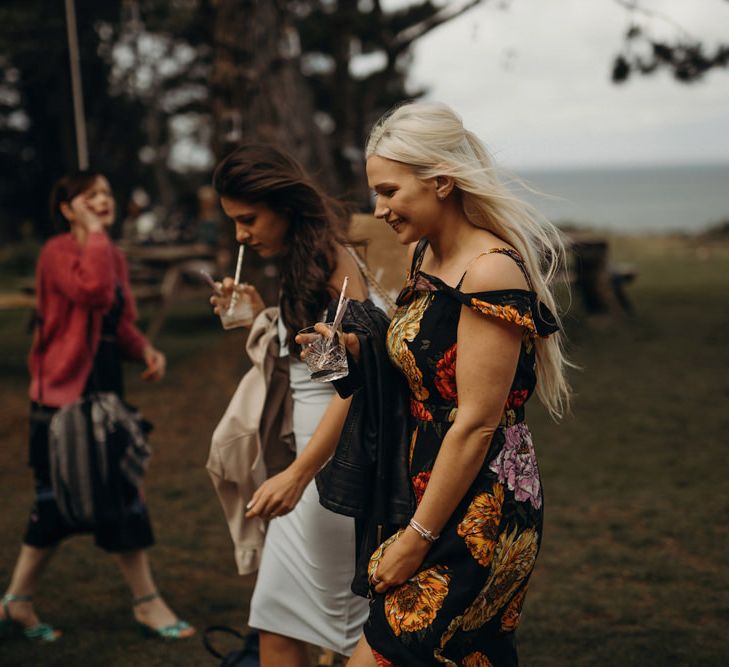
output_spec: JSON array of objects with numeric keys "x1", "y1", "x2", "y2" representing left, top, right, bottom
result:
[{"x1": 395, "y1": 0, "x2": 729, "y2": 170}]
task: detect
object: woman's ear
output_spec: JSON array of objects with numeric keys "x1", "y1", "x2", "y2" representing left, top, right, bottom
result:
[
  {"x1": 434, "y1": 176, "x2": 455, "y2": 201},
  {"x1": 58, "y1": 201, "x2": 75, "y2": 224}
]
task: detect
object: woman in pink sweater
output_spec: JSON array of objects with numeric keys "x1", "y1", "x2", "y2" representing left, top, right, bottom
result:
[{"x1": 0, "y1": 171, "x2": 194, "y2": 642}]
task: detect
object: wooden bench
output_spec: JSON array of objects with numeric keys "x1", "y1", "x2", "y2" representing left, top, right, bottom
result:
[{"x1": 567, "y1": 234, "x2": 638, "y2": 314}]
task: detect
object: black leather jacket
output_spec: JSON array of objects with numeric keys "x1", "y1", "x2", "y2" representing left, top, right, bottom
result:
[{"x1": 315, "y1": 298, "x2": 414, "y2": 597}]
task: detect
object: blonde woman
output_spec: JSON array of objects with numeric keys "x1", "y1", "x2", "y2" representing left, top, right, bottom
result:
[{"x1": 344, "y1": 102, "x2": 571, "y2": 666}]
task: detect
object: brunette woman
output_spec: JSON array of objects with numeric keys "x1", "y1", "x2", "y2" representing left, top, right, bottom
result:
[
  {"x1": 210, "y1": 144, "x2": 371, "y2": 666},
  {"x1": 0, "y1": 171, "x2": 193, "y2": 642}
]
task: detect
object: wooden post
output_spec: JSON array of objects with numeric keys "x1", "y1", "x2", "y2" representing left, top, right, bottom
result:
[{"x1": 64, "y1": 0, "x2": 89, "y2": 170}]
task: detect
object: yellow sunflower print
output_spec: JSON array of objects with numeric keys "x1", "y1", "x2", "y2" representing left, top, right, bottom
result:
[
  {"x1": 385, "y1": 566, "x2": 451, "y2": 637},
  {"x1": 457, "y1": 482, "x2": 505, "y2": 566},
  {"x1": 461, "y1": 526, "x2": 539, "y2": 631},
  {"x1": 386, "y1": 293, "x2": 432, "y2": 401}
]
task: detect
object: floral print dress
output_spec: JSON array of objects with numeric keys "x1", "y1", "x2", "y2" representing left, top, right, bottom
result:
[{"x1": 365, "y1": 240, "x2": 559, "y2": 667}]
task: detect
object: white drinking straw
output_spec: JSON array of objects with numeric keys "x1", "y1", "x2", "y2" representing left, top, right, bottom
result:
[
  {"x1": 225, "y1": 244, "x2": 245, "y2": 316},
  {"x1": 233, "y1": 244, "x2": 245, "y2": 285},
  {"x1": 317, "y1": 277, "x2": 349, "y2": 368},
  {"x1": 330, "y1": 276, "x2": 349, "y2": 335}
]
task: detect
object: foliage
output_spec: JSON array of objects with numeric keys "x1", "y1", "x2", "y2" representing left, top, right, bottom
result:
[
  {"x1": 0, "y1": 1, "x2": 492, "y2": 240},
  {"x1": 1, "y1": 0, "x2": 726, "y2": 241},
  {"x1": 612, "y1": 0, "x2": 729, "y2": 83}
]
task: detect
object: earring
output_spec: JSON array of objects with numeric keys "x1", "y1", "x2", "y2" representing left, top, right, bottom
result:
[{"x1": 437, "y1": 192, "x2": 446, "y2": 201}]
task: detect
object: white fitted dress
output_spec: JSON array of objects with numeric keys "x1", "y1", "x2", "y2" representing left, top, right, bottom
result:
[{"x1": 247, "y1": 316, "x2": 368, "y2": 655}]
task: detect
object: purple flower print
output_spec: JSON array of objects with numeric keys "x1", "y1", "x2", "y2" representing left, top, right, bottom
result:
[{"x1": 489, "y1": 423, "x2": 542, "y2": 510}]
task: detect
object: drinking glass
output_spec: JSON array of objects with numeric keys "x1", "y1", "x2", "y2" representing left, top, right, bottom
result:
[
  {"x1": 219, "y1": 289, "x2": 254, "y2": 329},
  {"x1": 298, "y1": 322, "x2": 349, "y2": 382}
]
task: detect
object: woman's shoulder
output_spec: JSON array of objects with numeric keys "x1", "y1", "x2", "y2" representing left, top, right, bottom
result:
[
  {"x1": 37, "y1": 233, "x2": 77, "y2": 267},
  {"x1": 459, "y1": 248, "x2": 529, "y2": 294},
  {"x1": 42, "y1": 232, "x2": 74, "y2": 251}
]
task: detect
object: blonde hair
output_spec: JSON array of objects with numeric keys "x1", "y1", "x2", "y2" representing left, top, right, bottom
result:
[{"x1": 366, "y1": 101, "x2": 571, "y2": 420}]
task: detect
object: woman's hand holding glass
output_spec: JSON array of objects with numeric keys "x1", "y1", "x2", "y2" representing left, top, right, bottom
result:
[
  {"x1": 210, "y1": 278, "x2": 265, "y2": 329},
  {"x1": 295, "y1": 322, "x2": 361, "y2": 364}
]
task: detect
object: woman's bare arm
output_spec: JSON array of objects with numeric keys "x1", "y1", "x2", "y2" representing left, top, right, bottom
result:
[{"x1": 371, "y1": 253, "x2": 527, "y2": 591}]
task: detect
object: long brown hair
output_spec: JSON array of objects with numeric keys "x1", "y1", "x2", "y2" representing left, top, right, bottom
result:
[
  {"x1": 213, "y1": 144, "x2": 348, "y2": 349},
  {"x1": 49, "y1": 170, "x2": 105, "y2": 230}
]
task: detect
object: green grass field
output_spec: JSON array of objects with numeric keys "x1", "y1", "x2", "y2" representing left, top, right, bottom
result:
[{"x1": 1, "y1": 234, "x2": 728, "y2": 666}]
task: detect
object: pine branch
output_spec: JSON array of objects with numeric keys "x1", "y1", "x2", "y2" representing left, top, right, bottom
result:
[{"x1": 390, "y1": 0, "x2": 489, "y2": 57}]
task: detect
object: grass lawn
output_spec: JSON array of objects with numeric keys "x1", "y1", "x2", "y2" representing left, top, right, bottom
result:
[{"x1": 1, "y1": 234, "x2": 728, "y2": 666}]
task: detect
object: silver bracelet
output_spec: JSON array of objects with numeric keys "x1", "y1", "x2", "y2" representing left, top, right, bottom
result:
[{"x1": 408, "y1": 518, "x2": 439, "y2": 543}]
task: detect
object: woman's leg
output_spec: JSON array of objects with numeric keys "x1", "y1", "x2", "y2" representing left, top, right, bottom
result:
[
  {"x1": 258, "y1": 630, "x2": 310, "y2": 667},
  {"x1": 346, "y1": 634, "x2": 379, "y2": 667},
  {"x1": 1, "y1": 544, "x2": 57, "y2": 629},
  {"x1": 113, "y1": 549, "x2": 193, "y2": 635}
]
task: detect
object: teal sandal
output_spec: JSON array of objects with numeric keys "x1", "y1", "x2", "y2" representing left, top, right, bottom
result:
[
  {"x1": 0, "y1": 594, "x2": 60, "y2": 642},
  {"x1": 133, "y1": 592, "x2": 194, "y2": 640}
]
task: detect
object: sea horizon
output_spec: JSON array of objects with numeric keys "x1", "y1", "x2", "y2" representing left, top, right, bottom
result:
[{"x1": 511, "y1": 162, "x2": 729, "y2": 234}]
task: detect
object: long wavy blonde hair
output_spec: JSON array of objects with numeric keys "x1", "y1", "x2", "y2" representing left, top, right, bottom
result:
[{"x1": 366, "y1": 101, "x2": 571, "y2": 420}]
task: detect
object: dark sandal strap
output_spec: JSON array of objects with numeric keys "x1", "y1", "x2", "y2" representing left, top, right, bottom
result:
[
  {"x1": 2, "y1": 593, "x2": 33, "y2": 621},
  {"x1": 133, "y1": 591, "x2": 160, "y2": 606},
  {"x1": 2, "y1": 593, "x2": 33, "y2": 604}
]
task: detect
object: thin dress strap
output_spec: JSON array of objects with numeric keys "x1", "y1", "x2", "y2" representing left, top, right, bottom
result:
[
  {"x1": 455, "y1": 247, "x2": 534, "y2": 291},
  {"x1": 409, "y1": 238, "x2": 429, "y2": 279}
]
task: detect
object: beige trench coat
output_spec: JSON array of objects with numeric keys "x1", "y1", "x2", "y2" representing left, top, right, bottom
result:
[{"x1": 206, "y1": 308, "x2": 295, "y2": 574}]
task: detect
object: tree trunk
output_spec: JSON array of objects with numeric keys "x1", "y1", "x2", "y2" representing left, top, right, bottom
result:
[{"x1": 210, "y1": 0, "x2": 338, "y2": 193}]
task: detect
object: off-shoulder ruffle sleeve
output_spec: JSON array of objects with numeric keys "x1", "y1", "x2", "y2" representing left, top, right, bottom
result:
[{"x1": 449, "y1": 287, "x2": 559, "y2": 338}]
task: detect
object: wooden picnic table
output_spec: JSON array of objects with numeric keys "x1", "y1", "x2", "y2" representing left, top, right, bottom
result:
[
  {"x1": 0, "y1": 243, "x2": 217, "y2": 341},
  {"x1": 0, "y1": 227, "x2": 635, "y2": 332},
  {"x1": 119, "y1": 242, "x2": 216, "y2": 340}
]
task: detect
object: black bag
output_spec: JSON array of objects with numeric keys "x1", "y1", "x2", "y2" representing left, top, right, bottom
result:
[{"x1": 203, "y1": 626, "x2": 259, "y2": 667}]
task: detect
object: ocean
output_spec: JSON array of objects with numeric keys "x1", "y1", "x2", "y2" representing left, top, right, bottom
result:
[{"x1": 516, "y1": 163, "x2": 729, "y2": 234}]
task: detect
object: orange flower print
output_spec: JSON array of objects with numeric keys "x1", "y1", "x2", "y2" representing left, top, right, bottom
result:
[
  {"x1": 470, "y1": 298, "x2": 537, "y2": 337},
  {"x1": 410, "y1": 398, "x2": 433, "y2": 422},
  {"x1": 412, "y1": 471, "x2": 431, "y2": 505},
  {"x1": 457, "y1": 482, "x2": 504, "y2": 566},
  {"x1": 461, "y1": 527, "x2": 539, "y2": 631},
  {"x1": 434, "y1": 344, "x2": 458, "y2": 403},
  {"x1": 500, "y1": 585, "x2": 528, "y2": 632},
  {"x1": 463, "y1": 652, "x2": 494, "y2": 667},
  {"x1": 385, "y1": 566, "x2": 451, "y2": 637}
]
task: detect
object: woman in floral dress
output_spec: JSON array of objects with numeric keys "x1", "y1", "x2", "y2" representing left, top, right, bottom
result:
[{"x1": 345, "y1": 102, "x2": 571, "y2": 666}]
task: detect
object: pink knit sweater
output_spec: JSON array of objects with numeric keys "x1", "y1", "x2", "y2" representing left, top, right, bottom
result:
[{"x1": 28, "y1": 232, "x2": 149, "y2": 407}]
